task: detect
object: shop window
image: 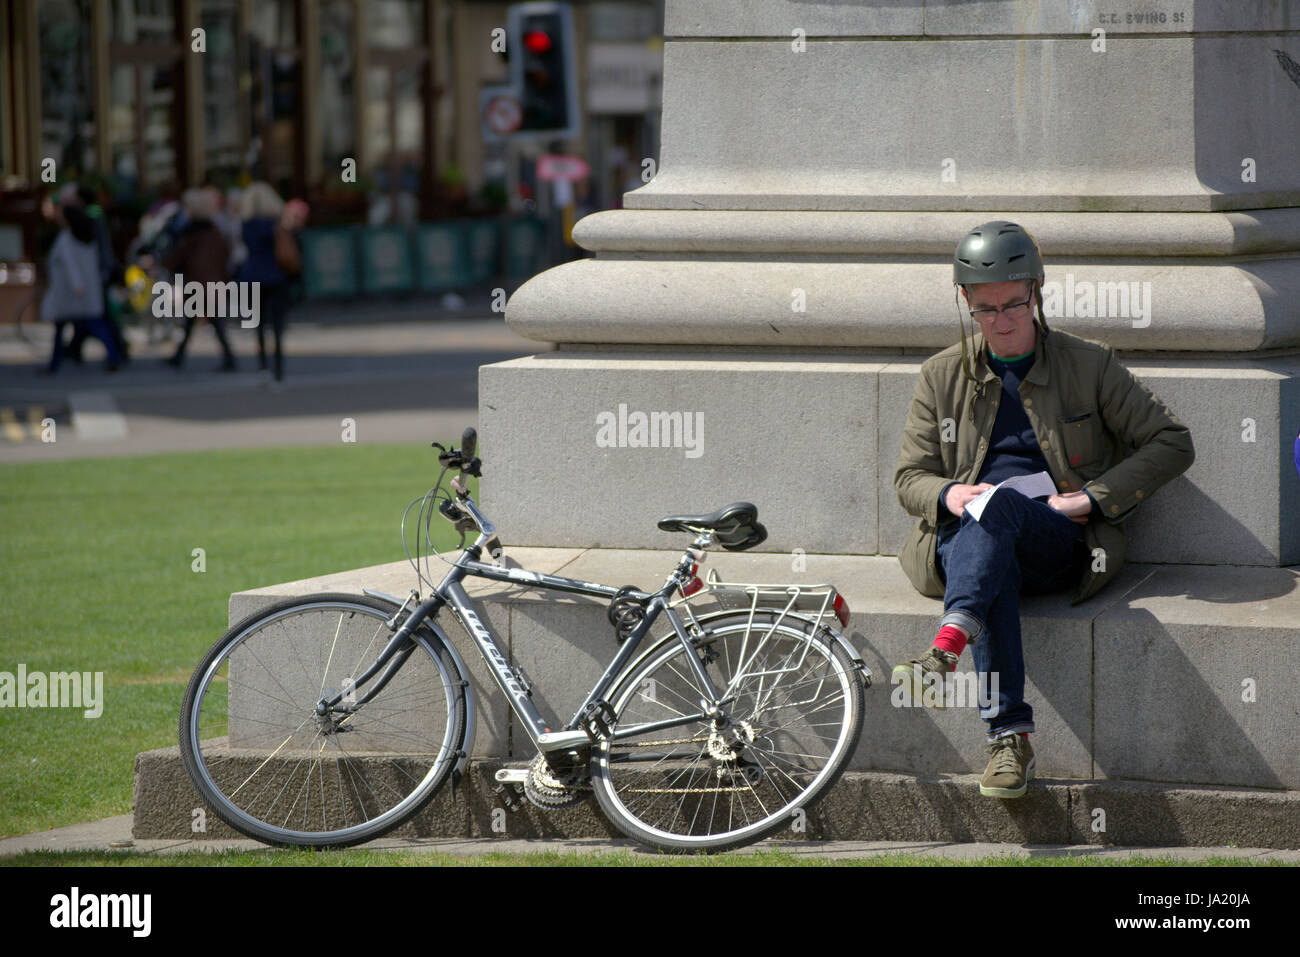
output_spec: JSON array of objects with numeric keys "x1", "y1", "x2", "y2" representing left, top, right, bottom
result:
[{"x1": 39, "y1": 0, "x2": 97, "y2": 178}]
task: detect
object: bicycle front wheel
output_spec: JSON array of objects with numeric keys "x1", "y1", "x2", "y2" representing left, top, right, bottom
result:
[
  {"x1": 179, "y1": 593, "x2": 466, "y2": 847},
  {"x1": 591, "y1": 611, "x2": 863, "y2": 852}
]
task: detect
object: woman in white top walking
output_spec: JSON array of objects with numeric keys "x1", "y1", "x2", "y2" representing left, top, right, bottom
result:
[{"x1": 40, "y1": 192, "x2": 123, "y2": 373}]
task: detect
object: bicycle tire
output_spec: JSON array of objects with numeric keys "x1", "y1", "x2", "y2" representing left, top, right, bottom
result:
[
  {"x1": 590, "y1": 610, "x2": 863, "y2": 853},
  {"x1": 179, "y1": 593, "x2": 466, "y2": 847}
]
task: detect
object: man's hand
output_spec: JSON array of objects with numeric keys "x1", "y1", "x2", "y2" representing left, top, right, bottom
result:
[
  {"x1": 944, "y1": 483, "x2": 995, "y2": 517},
  {"x1": 1047, "y1": 491, "x2": 1093, "y2": 525}
]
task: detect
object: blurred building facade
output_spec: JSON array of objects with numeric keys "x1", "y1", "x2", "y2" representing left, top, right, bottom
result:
[{"x1": 1, "y1": 0, "x2": 663, "y2": 226}]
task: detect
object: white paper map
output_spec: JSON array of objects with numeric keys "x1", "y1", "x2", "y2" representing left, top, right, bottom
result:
[{"x1": 965, "y1": 471, "x2": 1058, "y2": 523}]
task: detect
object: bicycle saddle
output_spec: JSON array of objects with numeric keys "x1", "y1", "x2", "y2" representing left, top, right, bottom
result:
[{"x1": 657, "y1": 502, "x2": 768, "y2": 551}]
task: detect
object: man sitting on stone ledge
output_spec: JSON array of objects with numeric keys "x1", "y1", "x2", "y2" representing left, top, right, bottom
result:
[{"x1": 891, "y1": 220, "x2": 1195, "y2": 799}]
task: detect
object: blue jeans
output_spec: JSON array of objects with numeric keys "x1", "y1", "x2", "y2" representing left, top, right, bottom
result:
[
  {"x1": 934, "y1": 489, "x2": 1088, "y2": 741},
  {"x1": 46, "y1": 317, "x2": 122, "y2": 371}
]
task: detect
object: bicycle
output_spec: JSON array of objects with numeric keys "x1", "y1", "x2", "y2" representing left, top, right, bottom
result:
[{"x1": 179, "y1": 428, "x2": 872, "y2": 853}]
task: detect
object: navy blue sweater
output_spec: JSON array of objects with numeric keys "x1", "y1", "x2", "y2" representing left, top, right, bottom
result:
[{"x1": 939, "y1": 347, "x2": 1053, "y2": 518}]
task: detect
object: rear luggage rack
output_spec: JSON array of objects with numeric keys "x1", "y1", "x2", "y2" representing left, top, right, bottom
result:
[{"x1": 671, "y1": 568, "x2": 847, "y2": 630}]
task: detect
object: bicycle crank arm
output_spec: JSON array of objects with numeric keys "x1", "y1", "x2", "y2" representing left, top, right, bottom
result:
[{"x1": 537, "y1": 730, "x2": 592, "y2": 752}]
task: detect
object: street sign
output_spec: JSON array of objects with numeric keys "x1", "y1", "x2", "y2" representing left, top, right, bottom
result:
[
  {"x1": 480, "y1": 85, "x2": 520, "y2": 143},
  {"x1": 537, "y1": 153, "x2": 590, "y2": 182},
  {"x1": 485, "y1": 93, "x2": 523, "y2": 136}
]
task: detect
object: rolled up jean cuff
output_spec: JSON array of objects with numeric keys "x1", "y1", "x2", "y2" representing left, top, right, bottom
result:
[
  {"x1": 987, "y1": 721, "x2": 1035, "y2": 742},
  {"x1": 939, "y1": 609, "x2": 985, "y2": 644}
]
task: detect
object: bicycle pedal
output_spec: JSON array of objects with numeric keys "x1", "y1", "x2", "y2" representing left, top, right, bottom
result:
[
  {"x1": 577, "y1": 700, "x2": 617, "y2": 742},
  {"x1": 491, "y1": 780, "x2": 525, "y2": 812}
]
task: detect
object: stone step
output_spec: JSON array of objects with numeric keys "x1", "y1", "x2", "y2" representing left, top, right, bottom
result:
[
  {"x1": 132, "y1": 751, "x2": 1300, "y2": 848},
  {"x1": 143, "y1": 546, "x2": 1297, "y2": 845},
  {"x1": 205, "y1": 547, "x2": 1298, "y2": 790}
]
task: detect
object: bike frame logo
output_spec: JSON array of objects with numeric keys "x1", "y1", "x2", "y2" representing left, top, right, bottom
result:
[{"x1": 456, "y1": 606, "x2": 529, "y2": 703}]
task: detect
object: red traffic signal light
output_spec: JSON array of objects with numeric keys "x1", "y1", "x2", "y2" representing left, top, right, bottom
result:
[
  {"x1": 523, "y1": 30, "x2": 552, "y2": 54},
  {"x1": 508, "y1": 3, "x2": 579, "y2": 137}
]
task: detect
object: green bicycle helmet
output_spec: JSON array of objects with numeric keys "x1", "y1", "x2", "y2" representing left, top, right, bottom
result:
[
  {"x1": 953, "y1": 220, "x2": 1045, "y2": 286},
  {"x1": 951, "y1": 221, "x2": 1050, "y2": 420}
]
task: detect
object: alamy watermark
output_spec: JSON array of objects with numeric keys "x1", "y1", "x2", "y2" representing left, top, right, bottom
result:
[
  {"x1": 891, "y1": 668, "x2": 1000, "y2": 709},
  {"x1": 151, "y1": 275, "x2": 261, "y2": 328},
  {"x1": 49, "y1": 887, "x2": 150, "y2": 936},
  {"x1": 0, "y1": 664, "x2": 103, "y2": 718},
  {"x1": 595, "y1": 404, "x2": 703, "y2": 459},
  {"x1": 1041, "y1": 274, "x2": 1152, "y2": 327}
]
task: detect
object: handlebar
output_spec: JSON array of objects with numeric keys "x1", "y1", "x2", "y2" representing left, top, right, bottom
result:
[
  {"x1": 432, "y1": 426, "x2": 481, "y2": 476},
  {"x1": 432, "y1": 428, "x2": 497, "y2": 555}
]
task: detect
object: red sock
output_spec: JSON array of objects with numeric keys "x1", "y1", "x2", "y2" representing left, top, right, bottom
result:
[
  {"x1": 1018, "y1": 732, "x2": 1029, "y2": 741},
  {"x1": 932, "y1": 625, "x2": 967, "y2": 658}
]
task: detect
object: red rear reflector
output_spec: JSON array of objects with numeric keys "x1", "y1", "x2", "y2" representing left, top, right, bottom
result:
[
  {"x1": 682, "y1": 576, "x2": 704, "y2": 597},
  {"x1": 833, "y1": 593, "x2": 850, "y2": 629}
]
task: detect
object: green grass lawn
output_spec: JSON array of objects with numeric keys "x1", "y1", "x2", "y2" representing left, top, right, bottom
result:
[{"x1": 0, "y1": 443, "x2": 471, "y2": 838}]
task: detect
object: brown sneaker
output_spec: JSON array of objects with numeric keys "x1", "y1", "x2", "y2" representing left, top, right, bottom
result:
[
  {"x1": 980, "y1": 733, "x2": 1036, "y2": 798},
  {"x1": 891, "y1": 646, "x2": 958, "y2": 710}
]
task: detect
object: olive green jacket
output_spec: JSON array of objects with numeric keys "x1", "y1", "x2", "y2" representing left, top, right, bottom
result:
[{"x1": 894, "y1": 325, "x2": 1195, "y2": 606}]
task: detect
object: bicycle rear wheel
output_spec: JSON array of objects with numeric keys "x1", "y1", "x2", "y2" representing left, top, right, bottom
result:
[
  {"x1": 179, "y1": 593, "x2": 466, "y2": 847},
  {"x1": 591, "y1": 611, "x2": 863, "y2": 853}
]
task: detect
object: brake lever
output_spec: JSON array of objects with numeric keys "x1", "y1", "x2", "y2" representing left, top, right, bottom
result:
[{"x1": 432, "y1": 441, "x2": 458, "y2": 467}]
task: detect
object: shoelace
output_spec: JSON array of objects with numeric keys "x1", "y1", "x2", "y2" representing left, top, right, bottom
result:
[
  {"x1": 990, "y1": 736, "x2": 1024, "y2": 775},
  {"x1": 925, "y1": 649, "x2": 955, "y2": 671}
]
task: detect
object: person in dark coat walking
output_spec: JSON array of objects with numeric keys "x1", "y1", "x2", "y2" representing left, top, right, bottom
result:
[
  {"x1": 163, "y1": 188, "x2": 236, "y2": 371},
  {"x1": 65, "y1": 183, "x2": 131, "y2": 365},
  {"x1": 236, "y1": 182, "x2": 294, "y2": 382}
]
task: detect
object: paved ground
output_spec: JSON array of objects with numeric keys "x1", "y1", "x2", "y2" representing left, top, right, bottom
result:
[
  {"x1": 0, "y1": 294, "x2": 544, "y2": 463},
  {"x1": 1, "y1": 814, "x2": 1294, "y2": 862}
]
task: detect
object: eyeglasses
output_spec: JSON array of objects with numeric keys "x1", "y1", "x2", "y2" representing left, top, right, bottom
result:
[{"x1": 968, "y1": 297, "x2": 1034, "y2": 322}]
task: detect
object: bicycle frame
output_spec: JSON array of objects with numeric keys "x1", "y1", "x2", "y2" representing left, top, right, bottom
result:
[{"x1": 316, "y1": 494, "x2": 725, "y2": 757}]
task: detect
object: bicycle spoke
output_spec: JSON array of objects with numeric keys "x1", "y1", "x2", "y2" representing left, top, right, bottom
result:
[
  {"x1": 182, "y1": 597, "x2": 464, "y2": 846},
  {"x1": 593, "y1": 613, "x2": 861, "y2": 851}
]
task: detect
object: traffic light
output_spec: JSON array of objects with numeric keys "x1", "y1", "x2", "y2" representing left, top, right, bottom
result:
[{"x1": 507, "y1": 3, "x2": 579, "y2": 139}]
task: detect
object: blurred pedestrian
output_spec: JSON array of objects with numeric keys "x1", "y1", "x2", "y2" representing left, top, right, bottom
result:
[
  {"x1": 206, "y1": 183, "x2": 243, "y2": 272},
  {"x1": 224, "y1": 185, "x2": 246, "y2": 273},
  {"x1": 66, "y1": 182, "x2": 130, "y2": 365},
  {"x1": 39, "y1": 190, "x2": 123, "y2": 374},
  {"x1": 163, "y1": 187, "x2": 237, "y2": 371},
  {"x1": 236, "y1": 181, "x2": 295, "y2": 382}
]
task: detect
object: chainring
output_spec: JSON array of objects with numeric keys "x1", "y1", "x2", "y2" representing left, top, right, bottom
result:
[{"x1": 523, "y1": 752, "x2": 591, "y2": 811}]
